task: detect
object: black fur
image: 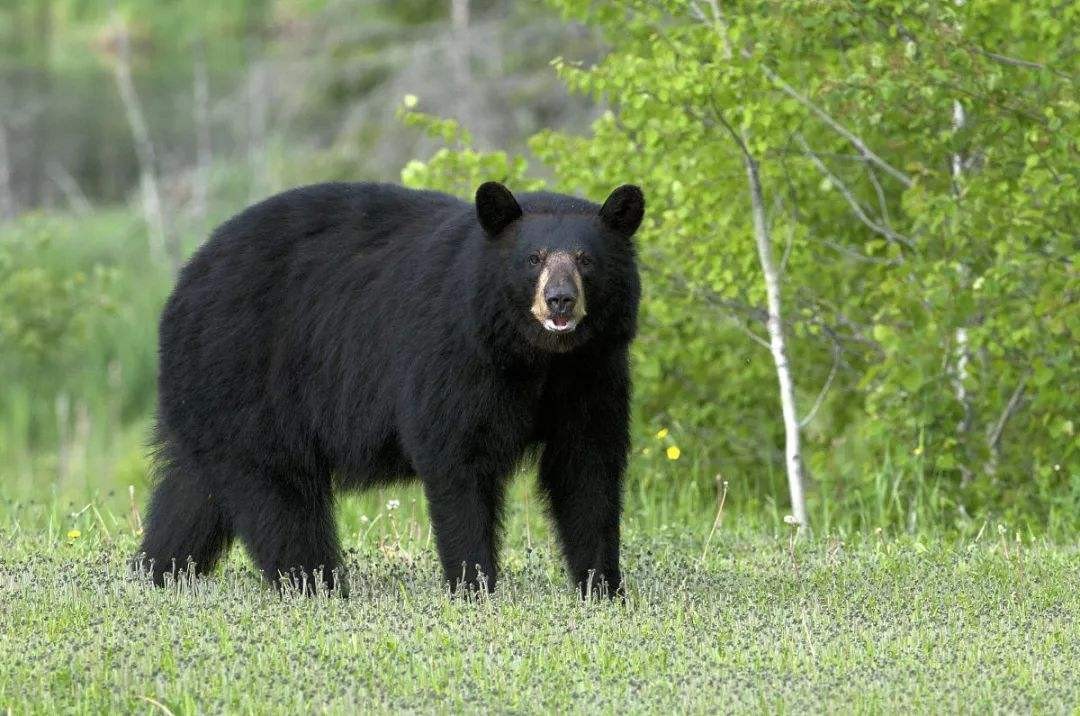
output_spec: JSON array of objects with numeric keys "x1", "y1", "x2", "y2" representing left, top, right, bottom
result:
[{"x1": 136, "y1": 181, "x2": 643, "y2": 596}]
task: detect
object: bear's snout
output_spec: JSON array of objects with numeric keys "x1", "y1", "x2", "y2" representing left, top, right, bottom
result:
[
  {"x1": 530, "y1": 251, "x2": 587, "y2": 333},
  {"x1": 544, "y1": 284, "x2": 577, "y2": 316}
]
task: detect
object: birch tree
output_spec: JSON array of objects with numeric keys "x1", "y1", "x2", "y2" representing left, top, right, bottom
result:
[
  {"x1": 107, "y1": 15, "x2": 172, "y2": 270},
  {"x1": 0, "y1": 121, "x2": 13, "y2": 221},
  {"x1": 192, "y1": 36, "x2": 212, "y2": 231},
  {"x1": 737, "y1": 139, "x2": 808, "y2": 528}
]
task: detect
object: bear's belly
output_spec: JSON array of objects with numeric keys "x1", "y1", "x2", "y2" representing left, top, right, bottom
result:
[{"x1": 334, "y1": 434, "x2": 417, "y2": 489}]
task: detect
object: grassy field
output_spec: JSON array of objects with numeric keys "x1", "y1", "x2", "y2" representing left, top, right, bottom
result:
[{"x1": 2, "y1": 488, "x2": 1077, "y2": 714}]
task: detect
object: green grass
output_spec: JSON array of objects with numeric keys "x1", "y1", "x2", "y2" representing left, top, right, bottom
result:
[{"x1": 2, "y1": 490, "x2": 1077, "y2": 714}]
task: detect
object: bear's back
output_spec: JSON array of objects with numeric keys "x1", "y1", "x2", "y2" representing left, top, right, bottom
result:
[
  {"x1": 206, "y1": 182, "x2": 462, "y2": 257},
  {"x1": 156, "y1": 183, "x2": 470, "y2": 461}
]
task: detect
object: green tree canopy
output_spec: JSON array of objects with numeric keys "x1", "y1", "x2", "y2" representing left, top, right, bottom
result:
[{"x1": 400, "y1": 0, "x2": 1079, "y2": 532}]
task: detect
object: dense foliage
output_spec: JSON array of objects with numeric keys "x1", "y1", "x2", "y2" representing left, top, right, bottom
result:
[{"x1": 400, "y1": 0, "x2": 1079, "y2": 532}]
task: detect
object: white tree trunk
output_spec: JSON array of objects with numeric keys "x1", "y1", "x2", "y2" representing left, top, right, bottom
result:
[
  {"x1": 111, "y1": 18, "x2": 168, "y2": 266},
  {"x1": 449, "y1": 0, "x2": 473, "y2": 127},
  {"x1": 742, "y1": 148, "x2": 809, "y2": 530},
  {"x1": 951, "y1": 100, "x2": 969, "y2": 404},
  {"x1": 247, "y1": 58, "x2": 268, "y2": 202},
  {"x1": 951, "y1": 98, "x2": 974, "y2": 483},
  {"x1": 451, "y1": 0, "x2": 470, "y2": 38},
  {"x1": 192, "y1": 37, "x2": 212, "y2": 230},
  {"x1": 0, "y1": 120, "x2": 13, "y2": 221}
]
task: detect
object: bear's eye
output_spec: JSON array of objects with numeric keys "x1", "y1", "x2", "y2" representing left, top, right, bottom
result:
[
  {"x1": 528, "y1": 253, "x2": 542, "y2": 266},
  {"x1": 579, "y1": 253, "x2": 593, "y2": 267}
]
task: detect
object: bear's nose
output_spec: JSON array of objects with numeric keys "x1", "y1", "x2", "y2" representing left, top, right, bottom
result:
[{"x1": 545, "y1": 291, "x2": 576, "y2": 315}]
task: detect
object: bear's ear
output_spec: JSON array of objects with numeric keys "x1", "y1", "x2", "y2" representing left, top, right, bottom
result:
[
  {"x1": 475, "y1": 182, "x2": 523, "y2": 237},
  {"x1": 599, "y1": 184, "x2": 645, "y2": 237}
]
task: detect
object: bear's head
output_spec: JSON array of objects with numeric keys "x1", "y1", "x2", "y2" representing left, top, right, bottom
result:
[{"x1": 476, "y1": 182, "x2": 644, "y2": 354}]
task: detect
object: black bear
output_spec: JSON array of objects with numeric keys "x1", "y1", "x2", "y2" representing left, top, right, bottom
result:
[{"x1": 137, "y1": 180, "x2": 643, "y2": 596}]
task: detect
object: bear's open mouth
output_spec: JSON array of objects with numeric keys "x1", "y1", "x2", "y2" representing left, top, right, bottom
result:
[{"x1": 543, "y1": 316, "x2": 578, "y2": 333}]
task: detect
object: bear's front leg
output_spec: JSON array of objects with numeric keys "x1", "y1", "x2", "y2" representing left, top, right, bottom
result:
[
  {"x1": 422, "y1": 471, "x2": 506, "y2": 594},
  {"x1": 540, "y1": 443, "x2": 624, "y2": 599},
  {"x1": 539, "y1": 348, "x2": 631, "y2": 599}
]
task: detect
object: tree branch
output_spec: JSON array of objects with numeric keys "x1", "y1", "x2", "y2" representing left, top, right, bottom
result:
[
  {"x1": 654, "y1": 255, "x2": 773, "y2": 350},
  {"x1": 46, "y1": 162, "x2": 92, "y2": 216},
  {"x1": 814, "y1": 237, "x2": 902, "y2": 266},
  {"x1": 796, "y1": 134, "x2": 914, "y2": 249},
  {"x1": 799, "y1": 343, "x2": 840, "y2": 429},
  {"x1": 757, "y1": 62, "x2": 914, "y2": 188},
  {"x1": 866, "y1": 164, "x2": 891, "y2": 228},
  {"x1": 974, "y1": 47, "x2": 1075, "y2": 80},
  {"x1": 987, "y1": 374, "x2": 1029, "y2": 453}
]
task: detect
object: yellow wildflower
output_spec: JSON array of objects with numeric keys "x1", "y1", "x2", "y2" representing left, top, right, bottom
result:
[
  {"x1": 655, "y1": 428, "x2": 669, "y2": 439},
  {"x1": 67, "y1": 529, "x2": 81, "y2": 540},
  {"x1": 666, "y1": 446, "x2": 681, "y2": 461}
]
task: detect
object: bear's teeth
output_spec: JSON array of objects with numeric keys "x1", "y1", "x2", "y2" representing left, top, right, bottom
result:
[{"x1": 543, "y1": 318, "x2": 576, "y2": 333}]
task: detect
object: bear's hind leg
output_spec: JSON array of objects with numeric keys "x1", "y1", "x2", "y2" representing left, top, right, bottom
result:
[
  {"x1": 224, "y1": 476, "x2": 346, "y2": 596},
  {"x1": 136, "y1": 445, "x2": 234, "y2": 586}
]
